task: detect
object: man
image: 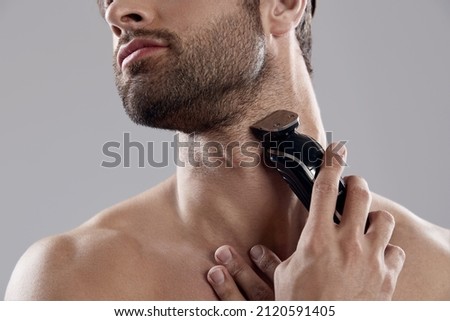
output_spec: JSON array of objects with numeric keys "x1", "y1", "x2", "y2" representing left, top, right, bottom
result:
[{"x1": 5, "y1": 0, "x2": 450, "y2": 300}]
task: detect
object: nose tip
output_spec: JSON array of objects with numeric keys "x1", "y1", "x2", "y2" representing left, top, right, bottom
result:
[
  {"x1": 110, "y1": 13, "x2": 145, "y2": 38},
  {"x1": 105, "y1": 2, "x2": 153, "y2": 38}
]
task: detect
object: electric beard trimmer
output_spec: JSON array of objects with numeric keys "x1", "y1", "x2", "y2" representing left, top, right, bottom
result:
[{"x1": 251, "y1": 110, "x2": 346, "y2": 224}]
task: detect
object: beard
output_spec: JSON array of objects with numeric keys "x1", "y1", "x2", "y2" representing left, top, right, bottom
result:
[{"x1": 113, "y1": 8, "x2": 269, "y2": 134}]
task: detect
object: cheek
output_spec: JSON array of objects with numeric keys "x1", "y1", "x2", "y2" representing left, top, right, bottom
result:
[{"x1": 159, "y1": 1, "x2": 238, "y2": 32}]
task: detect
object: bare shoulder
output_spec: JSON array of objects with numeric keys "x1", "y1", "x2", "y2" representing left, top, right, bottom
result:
[
  {"x1": 5, "y1": 177, "x2": 178, "y2": 300},
  {"x1": 371, "y1": 192, "x2": 450, "y2": 299},
  {"x1": 371, "y1": 192, "x2": 450, "y2": 251},
  {"x1": 5, "y1": 228, "x2": 142, "y2": 300}
]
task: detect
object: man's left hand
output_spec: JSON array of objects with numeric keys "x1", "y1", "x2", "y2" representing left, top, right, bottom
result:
[{"x1": 207, "y1": 245, "x2": 279, "y2": 300}]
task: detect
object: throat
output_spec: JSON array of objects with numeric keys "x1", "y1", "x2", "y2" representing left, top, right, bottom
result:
[{"x1": 173, "y1": 160, "x2": 307, "y2": 260}]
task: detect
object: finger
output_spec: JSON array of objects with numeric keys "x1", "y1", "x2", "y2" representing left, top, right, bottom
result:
[
  {"x1": 207, "y1": 266, "x2": 245, "y2": 300},
  {"x1": 365, "y1": 211, "x2": 396, "y2": 250},
  {"x1": 308, "y1": 143, "x2": 347, "y2": 230},
  {"x1": 385, "y1": 244, "x2": 406, "y2": 274},
  {"x1": 339, "y1": 176, "x2": 371, "y2": 234},
  {"x1": 383, "y1": 244, "x2": 406, "y2": 294},
  {"x1": 250, "y1": 245, "x2": 281, "y2": 283},
  {"x1": 215, "y1": 245, "x2": 274, "y2": 300}
]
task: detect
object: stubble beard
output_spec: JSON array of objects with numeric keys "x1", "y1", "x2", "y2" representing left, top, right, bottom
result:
[{"x1": 113, "y1": 9, "x2": 269, "y2": 134}]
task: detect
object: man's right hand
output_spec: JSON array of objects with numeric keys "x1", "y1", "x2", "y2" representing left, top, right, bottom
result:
[
  {"x1": 273, "y1": 144, "x2": 405, "y2": 300},
  {"x1": 208, "y1": 144, "x2": 406, "y2": 300}
]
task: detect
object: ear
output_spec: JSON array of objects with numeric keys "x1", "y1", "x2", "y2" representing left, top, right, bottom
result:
[{"x1": 260, "y1": 0, "x2": 307, "y2": 36}]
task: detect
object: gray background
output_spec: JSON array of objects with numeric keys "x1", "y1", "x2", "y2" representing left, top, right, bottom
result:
[{"x1": 1, "y1": 0, "x2": 449, "y2": 298}]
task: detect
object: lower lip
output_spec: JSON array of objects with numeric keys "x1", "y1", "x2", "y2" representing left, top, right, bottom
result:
[{"x1": 121, "y1": 47, "x2": 168, "y2": 70}]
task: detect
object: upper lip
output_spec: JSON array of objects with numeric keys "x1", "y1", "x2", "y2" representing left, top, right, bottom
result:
[{"x1": 117, "y1": 38, "x2": 169, "y2": 68}]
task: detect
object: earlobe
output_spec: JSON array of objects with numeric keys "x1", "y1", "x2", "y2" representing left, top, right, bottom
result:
[{"x1": 260, "y1": 0, "x2": 307, "y2": 36}]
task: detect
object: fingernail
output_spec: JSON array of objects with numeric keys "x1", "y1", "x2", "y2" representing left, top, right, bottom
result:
[
  {"x1": 216, "y1": 247, "x2": 232, "y2": 264},
  {"x1": 209, "y1": 268, "x2": 225, "y2": 285},
  {"x1": 250, "y1": 245, "x2": 263, "y2": 261}
]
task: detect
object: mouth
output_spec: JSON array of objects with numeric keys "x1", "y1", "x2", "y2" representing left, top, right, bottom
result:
[{"x1": 117, "y1": 38, "x2": 169, "y2": 71}]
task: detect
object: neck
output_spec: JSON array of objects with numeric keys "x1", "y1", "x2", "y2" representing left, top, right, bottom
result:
[{"x1": 173, "y1": 51, "x2": 326, "y2": 259}]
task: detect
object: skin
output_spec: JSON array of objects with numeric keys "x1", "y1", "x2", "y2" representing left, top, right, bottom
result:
[
  {"x1": 5, "y1": 0, "x2": 450, "y2": 300},
  {"x1": 207, "y1": 147, "x2": 406, "y2": 300}
]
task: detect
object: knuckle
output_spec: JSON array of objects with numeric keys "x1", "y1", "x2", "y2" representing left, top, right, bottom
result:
[
  {"x1": 346, "y1": 175, "x2": 367, "y2": 185},
  {"x1": 258, "y1": 255, "x2": 278, "y2": 274},
  {"x1": 228, "y1": 263, "x2": 246, "y2": 278},
  {"x1": 393, "y1": 245, "x2": 406, "y2": 261},
  {"x1": 314, "y1": 180, "x2": 339, "y2": 195},
  {"x1": 387, "y1": 244, "x2": 406, "y2": 263},
  {"x1": 371, "y1": 210, "x2": 395, "y2": 226},
  {"x1": 346, "y1": 177, "x2": 371, "y2": 201}
]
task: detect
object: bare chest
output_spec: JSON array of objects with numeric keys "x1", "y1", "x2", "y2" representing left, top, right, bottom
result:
[{"x1": 112, "y1": 244, "x2": 220, "y2": 300}]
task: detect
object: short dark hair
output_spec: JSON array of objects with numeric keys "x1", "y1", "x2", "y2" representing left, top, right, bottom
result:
[{"x1": 244, "y1": 0, "x2": 315, "y2": 75}]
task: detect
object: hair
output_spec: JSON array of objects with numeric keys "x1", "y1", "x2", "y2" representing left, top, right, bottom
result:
[{"x1": 243, "y1": 0, "x2": 314, "y2": 75}]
